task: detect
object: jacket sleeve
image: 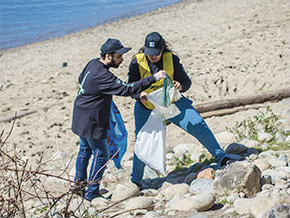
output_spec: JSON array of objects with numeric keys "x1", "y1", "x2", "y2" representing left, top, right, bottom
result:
[
  {"x1": 97, "y1": 68, "x2": 156, "y2": 97},
  {"x1": 127, "y1": 58, "x2": 142, "y2": 100},
  {"x1": 173, "y1": 55, "x2": 192, "y2": 92}
]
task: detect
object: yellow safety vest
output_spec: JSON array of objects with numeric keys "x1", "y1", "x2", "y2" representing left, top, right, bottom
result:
[{"x1": 135, "y1": 52, "x2": 174, "y2": 110}]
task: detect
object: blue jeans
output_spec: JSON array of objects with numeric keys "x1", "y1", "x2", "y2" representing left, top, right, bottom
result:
[
  {"x1": 131, "y1": 97, "x2": 226, "y2": 184},
  {"x1": 75, "y1": 137, "x2": 109, "y2": 200}
]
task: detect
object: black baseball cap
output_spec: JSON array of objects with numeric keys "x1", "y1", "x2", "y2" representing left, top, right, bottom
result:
[
  {"x1": 100, "y1": 38, "x2": 131, "y2": 56},
  {"x1": 144, "y1": 32, "x2": 164, "y2": 56}
]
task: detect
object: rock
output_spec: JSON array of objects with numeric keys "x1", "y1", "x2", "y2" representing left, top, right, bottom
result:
[
  {"x1": 259, "y1": 150, "x2": 274, "y2": 158},
  {"x1": 262, "y1": 170, "x2": 287, "y2": 185},
  {"x1": 197, "y1": 168, "x2": 215, "y2": 180},
  {"x1": 214, "y1": 161, "x2": 261, "y2": 197},
  {"x1": 261, "y1": 143, "x2": 270, "y2": 150},
  {"x1": 163, "y1": 183, "x2": 189, "y2": 200},
  {"x1": 191, "y1": 192, "x2": 216, "y2": 212},
  {"x1": 226, "y1": 193, "x2": 239, "y2": 203},
  {"x1": 166, "y1": 194, "x2": 185, "y2": 208},
  {"x1": 143, "y1": 211, "x2": 159, "y2": 218},
  {"x1": 170, "y1": 192, "x2": 215, "y2": 212},
  {"x1": 166, "y1": 152, "x2": 174, "y2": 160},
  {"x1": 132, "y1": 209, "x2": 148, "y2": 216},
  {"x1": 225, "y1": 143, "x2": 248, "y2": 155},
  {"x1": 111, "y1": 182, "x2": 140, "y2": 202},
  {"x1": 87, "y1": 207, "x2": 98, "y2": 216},
  {"x1": 191, "y1": 152, "x2": 203, "y2": 162},
  {"x1": 169, "y1": 195, "x2": 193, "y2": 211},
  {"x1": 249, "y1": 197, "x2": 276, "y2": 217},
  {"x1": 68, "y1": 198, "x2": 90, "y2": 215},
  {"x1": 187, "y1": 214, "x2": 208, "y2": 218},
  {"x1": 189, "y1": 178, "x2": 214, "y2": 195},
  {"x1": 248, "y1": 153, "x2": 258, "y2": 161},
  {"x1": 286, "y1": 136, "x2": 290, "y2": 143},
  {"x1": 240, "y1": 138, "x2": 260, "y2": 148},
  {"x1": 278, "y1": 154, "x2": 288, "y2": 165},
  {"x1": 125, "y1": 196, "x2": 153, "y2": 210},
  {"x1": 234, "y1": 198, "x2": 253, "y2": 215},
  {"x1": 173, "y1": 143, "x2": 196, "y2": 154},
  {"x1": 253, "y1": 158, "x2": 271, "y2": 171},
  {"x1": 52, "y1": 214, "x2": 62, "y2": 218},
  {"x1": 262, "y1": 184, "x2": 273, "y2": 190},
  {"x1": 91, "y1": 197, "x2": 109, "y2": 207},
  {"x1": 268, "y1": 157, "x2": 288, "y2": 168},
  {"x1": 258, "y1": 131, "x2": 273, "y2": 142},
  {"x1": 215, "y1": 131, "x2": 235, "y2": 145},
  {"x1": 275, "y1": 132, "x2": 285, "y2": 143},
  {"x1": 257, "y1": 188, "x2": 290, "y2": 205},
  {"x1": 257, "y1": 204, "x2": 290, "y2": 218},
  {"x1": 159, "y1": 182, "x2": 173, "y2": 195}
]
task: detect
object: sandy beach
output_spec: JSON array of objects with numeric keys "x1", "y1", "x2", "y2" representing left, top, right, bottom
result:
[{"x1": 1, "y1": 0, "x2": 290, "y2": 204}]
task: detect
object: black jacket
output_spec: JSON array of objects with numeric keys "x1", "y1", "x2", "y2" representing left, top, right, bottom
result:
[
  {"x1": 72, "y1": 58, "x2": 156, "y2": 139},
  {"x1": 128, "y1": 52, "x2": 192, "y2": 101}
]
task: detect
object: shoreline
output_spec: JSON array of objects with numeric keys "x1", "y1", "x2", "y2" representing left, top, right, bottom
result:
[{"x1": 0, "y1": 0, "x2": 186, "y2": 53}]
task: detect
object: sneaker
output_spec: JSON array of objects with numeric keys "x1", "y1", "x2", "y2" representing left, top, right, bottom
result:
[{"x1": 84, "y1": 191, "x2": 111, "y2": 202}]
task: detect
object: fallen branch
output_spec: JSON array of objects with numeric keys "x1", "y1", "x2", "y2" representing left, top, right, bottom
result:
[
  {"x1": 194, "y1": 88, "x2": 290, "y2": 113},
  {"x1": 200, "y1": 104, "x2": 266, "y2": 119}
]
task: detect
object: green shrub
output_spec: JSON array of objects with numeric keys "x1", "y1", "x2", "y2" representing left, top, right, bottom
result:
[{"x1": 226, "y1": 106, "x2": 283, "y2": 142}]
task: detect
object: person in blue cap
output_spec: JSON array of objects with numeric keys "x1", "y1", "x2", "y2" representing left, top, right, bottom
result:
[
  {"x1": 71, "y1": 38, "x2": 166, "y2": 201},
  {"x1": 128, "y1": 32, "x2": 242, "y2": 189}
]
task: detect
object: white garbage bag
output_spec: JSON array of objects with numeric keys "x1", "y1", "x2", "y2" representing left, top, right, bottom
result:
[{"x1": 135, "y1": 85, "x2": 181, "y2": 175}]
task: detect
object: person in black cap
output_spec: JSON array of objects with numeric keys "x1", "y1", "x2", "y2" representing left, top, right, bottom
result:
[
  {"x1": 71, "y1": 38, "x2": 166, "y2": 201},
  {"x1": 128, "y1": 32, "x2": 242, "y2": 189}
]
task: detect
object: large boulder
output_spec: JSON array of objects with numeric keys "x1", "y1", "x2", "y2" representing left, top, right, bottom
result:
[
  {"x1": 111, "y1": 182, "x2": 140, "y2": 202},
  {"x1": 214, "y1": 161, "x2": 261, "y2": 197}
]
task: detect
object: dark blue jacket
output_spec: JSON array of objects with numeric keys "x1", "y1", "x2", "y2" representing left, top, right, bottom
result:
[
  {"x1": 72, "y1": 58, "x2": 156, "y2": 139},
  {"x1": 128, "y1": 52, "x2": 191, "y2": 101}
]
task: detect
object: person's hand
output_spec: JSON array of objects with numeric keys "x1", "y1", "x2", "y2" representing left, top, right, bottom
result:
[
  {"x1": 153, "y1": 70, "x2": 166, "y2": 81},
  {"x1": 173, "y1": 81, "x2": 182, "y2": 91},
  {"x1": 140, "y1": 91, "x2": 148, "y2": 104}
]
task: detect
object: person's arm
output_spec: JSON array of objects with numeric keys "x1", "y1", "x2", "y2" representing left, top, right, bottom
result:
[
  {"x1": 98, "y1": 68, "x2": 165, "y2": 97},
  {"x1": 128, "y1": 58, "x2": 143, "y2": 100},
  {"x1": 173, "y1": 55, "x2": 192, "y2": 93}
]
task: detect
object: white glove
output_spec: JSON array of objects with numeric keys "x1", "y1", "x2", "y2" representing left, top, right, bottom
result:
[{"x1": 153, "y1": 70, "x2": 166, "y2": 81}]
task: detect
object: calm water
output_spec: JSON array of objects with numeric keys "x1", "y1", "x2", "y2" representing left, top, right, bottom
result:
[{"x1": 0, "y1": 0, "x2": 181, "y2": 51}]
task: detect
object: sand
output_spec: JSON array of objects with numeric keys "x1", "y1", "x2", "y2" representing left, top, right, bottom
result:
[{"x1": 1, "y1": 0, "x2": 290, "y2": 187}]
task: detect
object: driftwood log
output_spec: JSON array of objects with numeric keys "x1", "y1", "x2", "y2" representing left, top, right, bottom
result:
[
  {"x1": 1, "y1": 88, "x2": 289, "y2": 122},
  {"x1": 194, "y1": 88, "x2": 290, "y2": 113}
]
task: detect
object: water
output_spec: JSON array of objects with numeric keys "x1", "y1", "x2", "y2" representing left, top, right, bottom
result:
[{"x1": 0, "y1": 0, "x2": 181, "y2": 51}]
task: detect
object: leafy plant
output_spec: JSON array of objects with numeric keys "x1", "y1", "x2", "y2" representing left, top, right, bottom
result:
[
  {"x1": 226, "y1": 106, "x2": 283, "y2": 142},
  {"x1": 173, "y1": 154, "x2": 193, "y2": 169}
]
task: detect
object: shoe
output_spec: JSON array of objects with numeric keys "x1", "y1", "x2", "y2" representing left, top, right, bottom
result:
[{"x1": 84, "y1": 192, "x2": 111, "y2": 202}]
